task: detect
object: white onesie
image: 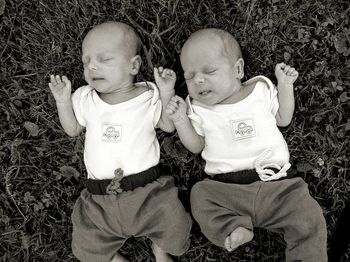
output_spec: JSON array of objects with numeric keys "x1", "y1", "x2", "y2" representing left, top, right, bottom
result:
[
  {"x1": 72, "y1": 82, "x2": 162, "y2": 179},
  {"x1": 187, "y1": 76, "x2": 290, "y2": 180}
]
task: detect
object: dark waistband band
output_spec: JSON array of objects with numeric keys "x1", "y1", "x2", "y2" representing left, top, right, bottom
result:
[
  {"x1": 87, "y1": 165, "x2": 161, "y2": 195},
  {"x1": 210, "y1": 168, "x2": 295, "y2": 184}
]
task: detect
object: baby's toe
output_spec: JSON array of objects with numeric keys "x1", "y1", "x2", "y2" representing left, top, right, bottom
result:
[{"x1": 224, "y1": 236, "x2": 233, "y2": 252}]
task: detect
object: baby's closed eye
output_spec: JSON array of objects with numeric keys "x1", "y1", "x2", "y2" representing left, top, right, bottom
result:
[
  {"x1": 204, "y1": 69, "x2": 217, "y2": 74},
  {"x1": 100, "y1": 57, "x2": 113, "y2": 62}
]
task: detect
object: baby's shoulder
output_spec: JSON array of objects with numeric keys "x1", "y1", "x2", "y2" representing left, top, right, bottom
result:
[
  {"x1": 134, "y1": 82, "x2": 154, "y2": 94},
  {"x1": 244, "y1": 76, "x2": 274, "y2": 89},
  {"x1": 243, "y1": 76, "x2": 276, "y2": 96},
  {"x1": 242, "y1": 81, "x2": 256, "y2": 94},
  {"x1": 72, "y1": 85, "x2": 93, "y2": 100}
]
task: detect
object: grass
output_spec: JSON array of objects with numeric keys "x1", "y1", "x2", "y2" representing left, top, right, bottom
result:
[{"x1": 0, "y1": 0, "x2": 349, "y2": 261}]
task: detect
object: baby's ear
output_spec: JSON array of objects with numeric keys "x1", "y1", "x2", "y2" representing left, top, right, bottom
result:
[
  {"x1": 130, "y1": 55, "x2": 142, "y2": 75},
  {"x1": 234, "y1": 58, "x2": 244, "y2": 79}
]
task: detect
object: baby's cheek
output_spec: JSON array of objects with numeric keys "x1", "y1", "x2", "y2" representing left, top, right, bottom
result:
[
  {"x1": 83, "y1": 71, "x2": 89, "y2": 81},
  {"x1": 187, "y1": 86, "x2": 196, "y2": 97}
]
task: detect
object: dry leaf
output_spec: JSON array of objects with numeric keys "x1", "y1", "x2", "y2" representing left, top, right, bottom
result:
[
  {"x1": 60, "y1": 166, "x2": 80, "y2": 179},
  {"x1": 24, "y1": 121, "x2": 39, "y2": 136}
]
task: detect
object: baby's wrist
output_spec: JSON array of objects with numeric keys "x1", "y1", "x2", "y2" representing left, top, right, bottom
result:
[
  {"x1": 173, "y1": 115, "x2": 190, "y2": 126},
  {"x1": 277, "y1": 81, "x2": 294, "y2": 89},
  {"x1": 159, "y1": 87, "x2": 175, "y2": 95},
  {"x1": 56, "y1": 100, "x2": 71, "y2": 107}
]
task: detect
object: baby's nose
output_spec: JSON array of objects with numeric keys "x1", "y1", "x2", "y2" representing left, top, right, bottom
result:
[
  {"x1": 194, "y1": 73, "x2": 204, "y2": 84},
  {"x1": 88, "y1": 61, "x2": 98, "y2": 71}
]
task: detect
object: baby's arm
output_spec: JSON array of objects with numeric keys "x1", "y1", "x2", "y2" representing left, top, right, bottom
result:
[
  {"x1": 154, "y1": 67, "x2": 176, "y2": 132},
  {"x1": 166, "y1": 96, "x2": 205, "y2": 154},
  {"x1": 48, "y1": 75, "x2": 83, "y2": 137},
  {"x1": 274, "y1": 63, "x2": 299, "y2": 127}
]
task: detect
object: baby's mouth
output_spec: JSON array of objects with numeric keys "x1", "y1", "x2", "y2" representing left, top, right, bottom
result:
[
  {"x1": 92, "y1": 77, "x2": 105, "y2": 81},
  {"x1": 199, "y1": 90, "x2": 212, "y2": 96}
]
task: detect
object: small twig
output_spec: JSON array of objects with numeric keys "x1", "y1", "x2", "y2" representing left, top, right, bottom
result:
[
  {"x1": 243, "y1": 0, "x2": 257, "y2": 33},
  {"x1": 0, "y1": 13, "x2": 16, "y2": 59},
  {"x1": 5, "y1": 166, "x2": 27, "y2": 221}
]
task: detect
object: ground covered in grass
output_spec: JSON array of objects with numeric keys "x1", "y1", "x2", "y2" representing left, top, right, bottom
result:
[{"x1": 0, "y1": 0, "x2": 349, "y2": 261}]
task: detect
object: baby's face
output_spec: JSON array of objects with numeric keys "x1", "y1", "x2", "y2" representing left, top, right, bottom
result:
[
  {"x1": 82, "y1": 28, "x2": 134, "y2": 93},
  {"x1": 181, "y1": 35, "x2": 240, "y2": 105}
]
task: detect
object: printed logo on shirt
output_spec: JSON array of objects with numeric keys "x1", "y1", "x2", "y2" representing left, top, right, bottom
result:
[
  {"x1": 102, "y1": 125, "x2": 121, "y2": 142},
  {"x1": 231, "y1": 119, "x2": 256, "y2": 140}
]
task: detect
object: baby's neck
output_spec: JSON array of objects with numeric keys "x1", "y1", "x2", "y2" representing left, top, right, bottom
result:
[
  {"x1": 220, "y1": 82, "x2": 255, "y2": 105},
  {"x1": 99, "y1": 84, "x2": 146, "y2": 105}
]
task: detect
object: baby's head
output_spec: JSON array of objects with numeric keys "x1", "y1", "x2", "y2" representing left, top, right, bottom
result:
[
  {"x1": 82, "y1": 21, "x2": 142, "y2": 93},
  {"x1": 180, "y1": 28, "x2": 244, "y2": 105}
]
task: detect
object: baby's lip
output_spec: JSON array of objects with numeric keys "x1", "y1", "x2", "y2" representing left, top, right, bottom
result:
[
  {"x1": 91, "y1": 77, "x2": 105, "y2": 81},
  {"x1": 199, "y1": 90, "x2": 212, "y2": 96}
]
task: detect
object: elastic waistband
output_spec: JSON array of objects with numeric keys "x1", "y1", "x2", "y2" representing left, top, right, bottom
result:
[
  {"x1": 87, "y1": 165, "x2": 161, "y2": 195},
  {"x1": 211, "y1": 168, "x2": 295, "y2": 184}
]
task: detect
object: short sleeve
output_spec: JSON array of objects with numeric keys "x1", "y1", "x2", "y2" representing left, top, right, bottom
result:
[
  {"x1": 141, "y1": 82, "x2": 161, "y2": 127},
  {"x1": 186, "y1": 96, "x2": 205, "y2": 136},
  {"x1": 246, "y1": 76, "x2": 279, "y2": 116},
  {"x1": 266, "y1": 81, "x2": 279, "y2": 116},
  {"x1": 258, "y1": 79, "x2": 279, "y2": 116},
  {"x1": 71, "y1": 86, "x2": 90, "y2": 127}
]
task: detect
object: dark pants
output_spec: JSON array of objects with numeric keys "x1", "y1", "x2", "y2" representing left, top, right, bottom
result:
[{"x1": 191, "y1": 177, "x2": 327, "y2": 262}]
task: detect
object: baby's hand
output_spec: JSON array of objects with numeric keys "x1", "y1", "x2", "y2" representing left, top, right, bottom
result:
[
  {"x1": 154, "y1": 67, "x2": 176, "y2": 92},
  {"x1": 275, "y1": 63, "x2": 299, "y2": 86},
  {"x1": 166, "y1": 96, "x2": 188, "y2": 124},
  {"x1": 48, "y1": 75, "x2": 72, "y2": 104}
]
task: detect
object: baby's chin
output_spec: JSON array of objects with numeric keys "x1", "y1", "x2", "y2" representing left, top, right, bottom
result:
[{"x1": 192, "y1": 94, "x2": 217, "y2": 106}]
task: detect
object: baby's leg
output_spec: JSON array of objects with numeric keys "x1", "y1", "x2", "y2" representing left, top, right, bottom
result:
[
  {"x1": 152, "y1": 242, "x2": 173, "y2": 262},
  {"x1": 224, "y1": 227, "x2": 254, "y2": 252},
  {"x1": 111, "y1": 252, "x2": 129, "y2": 262},
  {"x1": 191, "y1": 180, "x2": 256, "y2": 248},
  {"x1": 257, "y1": 178, "x2": 327, "y2": 261}
]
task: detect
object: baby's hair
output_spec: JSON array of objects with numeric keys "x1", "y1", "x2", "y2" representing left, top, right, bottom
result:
[
  {"x1": 184, "y1": 28, "x2": 242, "y2": 61},
  {"x1": 90, "y1": 21, "x2": 142, "y2": 57}
]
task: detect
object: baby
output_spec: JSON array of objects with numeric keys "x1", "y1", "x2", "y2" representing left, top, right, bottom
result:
[
  {"x1": 48, "y1": 21, "x2": 192, "y2": 262},
  {"x1": 166, "y1": 28, "x2": 327, "y2": 261}
]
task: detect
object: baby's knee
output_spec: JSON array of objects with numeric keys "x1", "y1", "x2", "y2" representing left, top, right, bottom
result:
[
  {"x1": 190, "y1": 180, "x2": 211, "y2": 202},
  {"x1": 190, "y1": 181, "x2": 211, "y2": 212},
  {"x1": 293, "y1": 199, "x2": 327, "y2": 239}
]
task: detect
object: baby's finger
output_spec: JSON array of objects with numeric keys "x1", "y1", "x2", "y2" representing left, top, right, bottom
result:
[
  {"x1": 167, "y1": 99, "x2": 180, "y2": 109},
  {"x1": 276, "y1": 62, "x2": 286, "y2": 70},
  {"x1": 162, "y1": 69, "x2": 170, "y2": 77},
  {"x1": 55, "y1": 75, "x2": 62, "y2": 84},
  {"x1": 48, "y1": 82, "x2": 54, "y2": 91},
  {"x1": 50, "y1": 74, "x2": 57, "y2": 85},
  {"x1": 158, "y1": 66, "x2": 164, "y2": 74},
  {"x1": 62, "y1": 75, "x2": 71, "y2": 86},
  {"x1": 285, "y1": 68, "x2": 293, "y2": 75},
  {"x1": 283, "y1": 65, "x2": 291, "y2": 73},
  {"x1": 170, "y1": 96, "x2": 180, "y2": 103},
  {"x1": 175, "y1": 96, "x2": 186, "y2": 106},
  {"x1": 165, "y1": 107, "x2": 176, "y2": 115},
  {"x1": 166, "y1": 104, "x2": 178, "y2": 113},
  {"x1": 153, "y1": 67, "x2": 159, "y2": 75},
  {"x1": 292, "y1": 70, "x2": 299, "y2": 77},
  {"x1": 167, "y1": 69, "x2": 176, "y2": 78}
]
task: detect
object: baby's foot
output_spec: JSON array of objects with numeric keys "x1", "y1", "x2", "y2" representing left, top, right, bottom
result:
[
  {"x1": 111, "y1": 252, "x2": 129, "y2": 262},
  {"x1": 224, "y1": 226, "x2": 254, "y2": 252},
  {"x1": 152, "y1": 242, "x2": 173, "y2": 262}
]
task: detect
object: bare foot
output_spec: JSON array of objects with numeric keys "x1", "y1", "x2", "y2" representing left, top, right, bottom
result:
[
  {"x1": 111, "y1": 252, "x2": 129, "y2": 262},
  {"x1": 224, "y1": 226, "x2": 254, "y2": 252},
  {"x1": 152, "y1": 242, "x2": 173, "y2": 262}
]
